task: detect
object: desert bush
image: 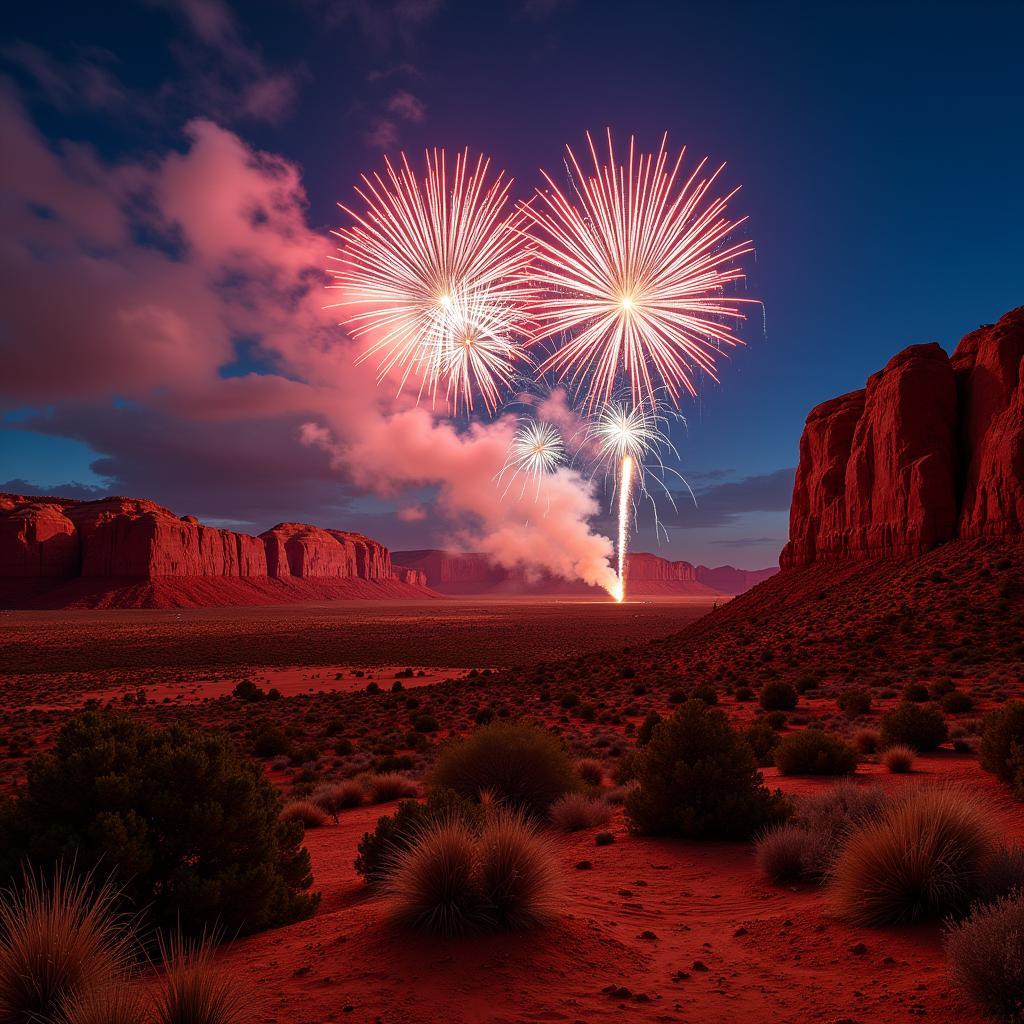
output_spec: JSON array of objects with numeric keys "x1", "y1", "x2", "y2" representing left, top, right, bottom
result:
[
  {"x1": 364, "y1": 772, "x2": 418, "y2": 804},
  {"x1": 312, "y1": 780, "x2": 364, "y2": 819},
  {"x1": 853, "y1": 729, "x2": 879, "y2": 754},
  {"x1": 576, "y1": 758, "x2": 604, "y2": 786},
  {"x1": 945, "y1": 894, "x2": 1024, "y2": 1022},
  {"x1": 355, "y1": 789, "x2": 484, "y2": 884},
  {"x1": 385, "y1": 811, "x2": 559, "y2": 935},
  {"x1": 836, "y1": 688, "x2": 872, "y2": 718},
  {"x1": 61, "y1": 983, "x2": 149, "y2": 1024},
  {"x1": 744, "y1": 720, "x2": 780, "y2": 767},
  {"x1": 759, "y1": 681, "x2": 798, "y2": 712},
  {"x1": 774, "y1": 729, "x2": 857, "y2": 776},
  {"x1": 152, "y1": 932, "x2": 248, "y2": 1024},
  {"x1": 879, "y1": 702, "x2": 948, "y2": 752},
  {"x1": 0, "y1": 712, "x2": 317, "y2": 937},
  {"x1": 756, "y1": 823, "x2": 817, "y2": 883},
  {"x1": 280, "y1": 800, "x2": 328, "y2": 828},
  {"x1": 430, "y1": 722, "x2": 581, "y2": 816},
  {"x1": 625, "y1": 700, "x2": 789, "y2": 840},
  {"x1": 831, "y1": 787, "x2": 998, "y2": 925},
  {"x1": 549, "y1": 793, "x2": 613, "y2": 832},
  {"x1": 636, "y1": 711, "x2": 662, "y2": 747},
  {"x1": 0, "y1": 869, "x2": 131, "y2": 1024},
  {"x1": 941, "y1": 690, "x2": 975, "y2": 714},
  {"x1": 881, "y1": 745, "x2": 915, "y2": 773},
  {"x1": 979, "y1": 701, "x2": 1024, "y2": 795},
  {"x1": 979, "y1": 844, "x2": 1024, "y2": 904}
]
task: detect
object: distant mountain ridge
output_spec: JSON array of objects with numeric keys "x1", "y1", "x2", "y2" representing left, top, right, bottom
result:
[{"x1": 392, "y1": 548, "x2": 778, "y2": 596}]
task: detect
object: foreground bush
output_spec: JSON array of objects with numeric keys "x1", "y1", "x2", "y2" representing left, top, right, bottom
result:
[
  {"x1": 774, "y1": 729, "x2": 857, "y2": 776},
  {"x1": 430, "y1": 722, "x2": 581, "y2": 816},
  {"x1": 625, "y1": 700, "x2": 789, "y2": 840},
  {"x1": 0, "y1": 869, "x2": 129, "y2": 1024},
  {"x1": 549, "y1": 793, "x2": 613, "y2": 832},
  {"x1": 882, "y1": 745, "x2": 915, "y2": 773},
  {"x1": 355, "y1": 788, "x2": 484, "y2": 883},
  {"x1": 0, "y1": 712, "x2": 317, "y2": 937},
  {"x1": 831, "y1": 787, "x2": 998, "y2": 925},
  {"x1": 759, "y1": 682, "x2": 798, "y2": 712},
  {"x1": 979, "y1": 701, "x2": 1024, "y2": 796},
  {"x1": 151, "y1": 932, "x2": 248, "y2": 1024},
  {"x1": 946, "y1": 894, "x2": 1024, "y2": 1022},
  {"x1": 385, "y1": 811, "x2": 559, "y2": 935},
  {"x1": 280, "y1": 800, "x2": 329, "y2": 828},
  {"x1": 879, "y1": 702, "x2": 948, "y2": 752}
]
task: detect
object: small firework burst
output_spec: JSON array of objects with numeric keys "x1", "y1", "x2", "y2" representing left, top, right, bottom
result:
[{"x1": 497, "y1": 418, "x2": 567, "y2": 499}]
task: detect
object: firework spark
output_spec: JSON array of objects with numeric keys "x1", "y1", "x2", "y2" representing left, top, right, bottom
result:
[
  {"x1": 522, "y1": 130, "x2": 754, "y2": 411},
  {"x1": 498, "y1": 418, "x2": 566, "y2": 499},
  {"x1": 328, "y1": 149, "x2": 533, "y2": 413}
]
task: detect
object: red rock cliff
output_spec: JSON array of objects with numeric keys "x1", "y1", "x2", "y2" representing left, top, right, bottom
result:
[{"x1": 782, "y1": 306, "x2": 1023, "y2": 567}]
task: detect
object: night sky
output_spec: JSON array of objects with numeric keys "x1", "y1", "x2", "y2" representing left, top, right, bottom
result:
[{"x1": 2, "y1": 0, "x2": 1022, "y2": 570}]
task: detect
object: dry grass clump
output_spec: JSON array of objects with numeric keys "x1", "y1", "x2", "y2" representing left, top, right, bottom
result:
[
  {"x1": 312, "y1": 780, "x2": 365, "y2": 818},
  {"x1": 881, "y1": 745, "x2": 915, "y2": 773},
  {"x1": 385, "y1": 811, "x2": 560, "y2": 936},
  {"x1": 575, "y1": 759, "x2": 604, "y2": 786},
  {"x1": 945, "y1": 893, "x2": 1024, "y2": 1022},
  {"x1": 61, "y1": 983, "x2": 150, "y2": 1024},
  {"x1": 831, "y1": 787, "x2": 999, "y2": 925},
  {"x1": 151, "y1": 932, "x2": 249, "y2": 1024},
  {"x1": 0, "y1": 869, "x2": 131, "y2": 1024},
  {"x1": 852, "y1": 729, "x2": 880, "y2": 754},
  {"x1": 756, "y1": 823, "x2": 817, "y2": 883},
  {"x1": 549, "y1": 793, "x2": 613, "y2": 832},
  {"x1": 364, "y1": 772, "x2": 418, "y2": 804},
  {"x1": 280, "y1": 799, "x2": 329, "y2": 828}
]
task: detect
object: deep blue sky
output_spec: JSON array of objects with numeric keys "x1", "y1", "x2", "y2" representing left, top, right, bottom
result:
[{"x1": 2, "y1": 0, "x2": 1022, "y2": 568}]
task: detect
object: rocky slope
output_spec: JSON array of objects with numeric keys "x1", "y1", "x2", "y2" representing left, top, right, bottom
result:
[
  {"x1": 782, "y1": 306, "x2": 1024, "y2": 566},
  {"x1": 0, "y1": 493, "x2": 432, "y2": 608},
  {"x1": 393, "y1": 548, "x2": 776, "y2": 596}
]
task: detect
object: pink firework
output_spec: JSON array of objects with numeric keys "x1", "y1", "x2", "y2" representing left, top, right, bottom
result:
[
  {"x1": 522, "y1": 130, "x2": 755, "y2": 410},
  {"x1": 328, "y1": 149, "x2": 534, "y2": 414}
]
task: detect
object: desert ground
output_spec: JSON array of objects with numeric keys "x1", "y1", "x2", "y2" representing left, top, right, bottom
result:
[{"x1": 2, "y1": 540, "x2": 1022, "y2": 1023}]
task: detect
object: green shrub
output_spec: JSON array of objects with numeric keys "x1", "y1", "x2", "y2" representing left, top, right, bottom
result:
[
  {"x1": 774, "y1": 729, "x2": 857, "y2": 776},
  {"x1": 354, "y1": 788, "x2": 484, "y2": 883},
  {"x1": 979, "y1": 701, "x2": 1024, "y2": 795},
  {"x1": 0, "y1": 712, "x2": 317, "y2": 937},
  {"x1": 880, "y1": 702, "x2": 948, "y2": 752},
  {"x1": 625, "y1": 700, "x2": 789, "y2": 840},
  {"x1": 759, "y1": 682, "x2": 798, "y2": 712},
  {"x1": 430, "y1": 721, "x2": 580, "y2": 816},
  {"x1": 836, "y1": 688, "x2": 872, "y2": 718}
]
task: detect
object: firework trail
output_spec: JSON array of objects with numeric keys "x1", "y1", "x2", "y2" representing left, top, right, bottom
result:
[
  {"x1": 522, "y1": 131, "x2": 753, "y2": 598},
  {"x1": 328, "y1": 149, "x2": 533, "y2": 413}
]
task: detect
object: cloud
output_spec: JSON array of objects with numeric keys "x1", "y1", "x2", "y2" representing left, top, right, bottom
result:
[
  {"x1": 668, "y1": 468, "x2": 796, "y2": 529},
  {"x1": 708, "y1": 535, "x2": 784, "y2": 548},
  {"x1": 1, "y1": 41, "x2": 131, "y2": 112},
  {"x1": 317, "y1": 0, "x2": 445, "y2": 50},
  {"x1": 0, "y1": 86, "x2": 619, "y2": 589},
  {"x1": 387, "y1": 89, "x2": 425, "y2": 121},
  {"x1": 364, "y1": 117, "x2": 400, "y2": 149}
]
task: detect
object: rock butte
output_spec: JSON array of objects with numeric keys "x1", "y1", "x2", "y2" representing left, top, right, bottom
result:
[{"x1": 782, "y1": 305, "x2": 1024, "y2": 567}]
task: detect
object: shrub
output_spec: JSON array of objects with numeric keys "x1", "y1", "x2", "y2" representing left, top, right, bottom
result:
[
  {"x1": 945, "y1": 894, "x2": 1024, "y2": 1022},
  {"x1": 837, "y1": 688, "x2": 872, "y2": 718},
  {"x1": 311, "y1": 780, "x2": 364, "y2": 819},
  {"x1": 853, "y1": 729, "x2": 879, "y2": 754},
  {"x1": 152, "y1": 932, "x2": 248, "y2": 1024},
  {"x1": 364, "y1": 772, "x2": 418, "y2": 804},
  {"x1": 636, "y1": 712, "x2": 662, "y2": 747},
  {"x1": 744, "y1": 721, "x2": 780, "y2": 767},
  {"x1": 0, "y1": 869, "x2": 130, "y2": 1024},
  {"x1": 979, "y1": 701, "x2": 1024, "y2": 794},
  {"x1": 625, "y1": 700, "x2": 789, "y2": 840},
  {"x1": 280, "y1": 800, "x2": 328, "y2": 828},
  {"x1": 774, "y1": 730, "x2": 857, "y2": 776},
  {"x1": 549, "y1": 793, "x2": 613, "y2": 832},
  {"x1": 0, "y1": 712, "x2": 317, "y2": 937},
  {"x1": 385, "y1": 812, "x2": 559, "y2": 935},
  {"x1": 880, "y1": 702, "x2": 948, "y2": 752},
  {"x1": 430, "y1": 722, "x2": 580, "y2": 816},
  {"x1": 881, "y1": 745, "x2": 914, "y2": 773},
  {"x1": 941, "y1": 690, "x2": 974, "y2": 714},
  {"x1": 413, "y1": 714, "x2": 438, "y2": 733},
  {"x1": 692, "y1": 684, "x2": 718, "y2": 706},
  {"x1": 576, "y1": 758, "x2": 604, "y2": 786},
  {"x1": 756, "y1": 823, "x2": 817, "y2": 883},
  {"x1": 831, "y1": 787, "x2": 998, "y2": 925},
  {"x1": 759, "y1": 682, "x2": 798, "y2": 712},
  {"x1": 61, "y1": 983, "x2": 149, "y2": 1024},
  {"x1": 902, "y1": 683, "x2": 930, "y2": 703},
  {"x1": 979, "y1": 844, "x2": 1024, "y2": 904},
  {"x1": 251, "y1": 725, "x2": 291, "y2": 759},
  {"x1": 355, "y1": 789, "x2": 484, "y2": 884}
]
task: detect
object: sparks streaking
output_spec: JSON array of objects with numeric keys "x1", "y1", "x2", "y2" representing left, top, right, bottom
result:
[
  {"x1": 497, "y1": 419, "x2": 566, "y2": 500},
  {"x1": 522, "y1": 130, "x2": 755, "y2": 412},
  {"x1": 328, "y1": 149, "x2": 534, "y2": 413}
]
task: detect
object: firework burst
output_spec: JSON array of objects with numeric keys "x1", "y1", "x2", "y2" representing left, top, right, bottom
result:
[
  {"x1": 328, "y1": 148, "x2": 533, "y2": 413},
  {"x1": 497, "y1": 418, "x2": 567, "y2": 500},
  {"x1": 522, "y1": 130, "x2": 754, "y2": 411}
]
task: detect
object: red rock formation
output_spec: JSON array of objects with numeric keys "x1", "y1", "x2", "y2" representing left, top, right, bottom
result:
[
  {"x1": 0, "y1": 493, "x2": 434, "y2": 607},
  {"x1": 625, "y1": 552, "x2": 698, "y2": 582},
  {"x1": 953, "y1": 307, "x2": 1024, "y2": 540},
  {"x1": 695, "y1": 565, "x2": 779, "y2": 594},
  {"x1": 782, "y1": 306, "x2": 1023, "y2": 568}
]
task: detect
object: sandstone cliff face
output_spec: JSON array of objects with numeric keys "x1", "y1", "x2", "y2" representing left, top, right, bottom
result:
[
  {"x1": 624, "y1": 552, "x2": 698, "y2": 582},
  {"x1": 0, "y1": 494, "x2": 431, "y2": 605},
  {"x1": 782, "y1": 306, "x2": 1023, "y2": 567},
  {"x1": 695, "y1": 564, "x2": 779, "y2": 594}
]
